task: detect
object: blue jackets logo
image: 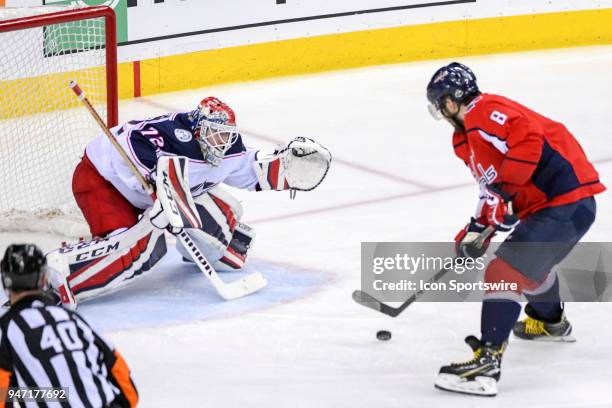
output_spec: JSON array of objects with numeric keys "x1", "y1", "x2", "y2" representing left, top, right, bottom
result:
[{"x1": 175, "y1": 129, "x2": 193, "y2": 142}]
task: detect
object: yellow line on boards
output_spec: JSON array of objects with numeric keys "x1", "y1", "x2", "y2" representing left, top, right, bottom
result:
[{"x1": 133, "y1": 8, "x2": 612, "y2": 96}]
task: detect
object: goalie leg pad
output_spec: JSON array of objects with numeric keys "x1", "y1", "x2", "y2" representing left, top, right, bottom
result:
[
  {"x1": 47, "y1": 213, "x2": 167, "y2": 305},
  {"x1": 208, "y1": 185, "x2": 244, "y2": 220},
  {"x1": 214, "y1": 221, "x2": 256, "y2": 272},
  {"x1": 176, "y1": 228, "x2": 226, "y2": 265},
  {"x1": 179, "y1": 187, "x2": 255, "y2": 271},
  {"x1": 46, "y1": 252, "x2": 78, "y2": 310}
]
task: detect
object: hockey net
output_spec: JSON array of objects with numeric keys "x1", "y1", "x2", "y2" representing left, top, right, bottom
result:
[{"x1": 0, "y1": 6, "x2": 117, "y2": 238}]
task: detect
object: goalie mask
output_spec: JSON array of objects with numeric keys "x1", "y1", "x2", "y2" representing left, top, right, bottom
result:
[{"x1": 191, "y1": 97, "x2": 239, "y2": 166}]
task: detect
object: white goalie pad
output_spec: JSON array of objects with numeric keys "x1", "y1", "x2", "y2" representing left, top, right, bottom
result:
[
  {"x1": 254, "y1": 137, "x2": 332, "y2": 192},
  {"x1": 208, "y1": 185, "x2": 244, "y2": 220},
  {"x1": 176, "y1": 187, "x2": 254, "y2": 272},
  {"x1": 46, "y1": 251, "x2": 78, "y2": 310},
  {"x1": 176, "y1": 228, "x2": 226, "y2": 265},
  {"x1": 46, "y1": 213, "x2": 167, "y2": 307}
]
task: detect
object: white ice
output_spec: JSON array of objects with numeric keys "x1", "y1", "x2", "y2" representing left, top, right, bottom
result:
[{"x1": 2, "y1": 46, "x2": 612, "y2": 407}]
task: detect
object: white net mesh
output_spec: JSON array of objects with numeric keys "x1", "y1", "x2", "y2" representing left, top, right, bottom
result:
[{"x1": 0, "y1": 6, "x2": 112, "y2": 237}]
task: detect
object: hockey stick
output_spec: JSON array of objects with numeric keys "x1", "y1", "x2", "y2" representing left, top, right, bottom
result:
[
  {"x1": 353, "y1": 226, "x2": 495, "y2": 317},
  {"x1": 69, "y1": 81, "x2": 154, "y2": 197},
  {"x1": 70, "y1": 81, "x2": 267, "y2": 300},
  {"x1": 177, "y1": 230, "x2": 268, "y2": 300}
]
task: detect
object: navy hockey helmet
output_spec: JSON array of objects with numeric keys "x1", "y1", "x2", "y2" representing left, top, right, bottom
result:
[
  {"x1": 1, "y1": 244, "x2": 47, "y2": 293},
  {"x1": 426, "y1": 62, "x2": 479, "y2": 119}
]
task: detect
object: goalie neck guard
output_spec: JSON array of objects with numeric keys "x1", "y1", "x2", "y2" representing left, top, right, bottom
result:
[{"x1": 190, "y1": 97, "x2": 239, "y2": 166}]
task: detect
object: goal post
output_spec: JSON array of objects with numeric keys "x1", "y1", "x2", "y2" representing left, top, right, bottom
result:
[
  {"x1": 0, "y1": 6, "x2": 119, "y2": 127},
  {"x1": 0, "y1": 5, "x2": 118, "y2": 237}
]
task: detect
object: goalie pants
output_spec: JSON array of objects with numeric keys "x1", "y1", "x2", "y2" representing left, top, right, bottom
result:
[
  {"x1": 481, "y1": 196, "x2": 596, "y2": 345},
  {"x1": 72, "y1": 153, "x2": 142, "y2": 238}
]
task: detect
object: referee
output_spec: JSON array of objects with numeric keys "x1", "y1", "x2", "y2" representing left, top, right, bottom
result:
[{"x1": 0, "y1": 244, "x2": 138, "y2": 407}]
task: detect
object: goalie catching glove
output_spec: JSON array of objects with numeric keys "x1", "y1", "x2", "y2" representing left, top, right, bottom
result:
[{"x1": 253, "y1": 137, "x2": 332, "y2": 194}]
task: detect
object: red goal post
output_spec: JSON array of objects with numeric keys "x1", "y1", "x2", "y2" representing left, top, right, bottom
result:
[
  {"x1": 0, "y1": 6, "x2": 118, "y2": 236},
  {"x1": 0, "y1": 5, "x2": 118, "y2": 127}
]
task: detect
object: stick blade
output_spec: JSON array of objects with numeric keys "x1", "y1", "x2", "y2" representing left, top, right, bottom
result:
[
  {"x1": 380, "y1": 302, "x2": 402, "y2": 317},
  {"x1": 352, "y1": 290, "x2": 404, "y2": 317},
  {"x1": 217, "y1": 272, "x2": 268, "y2": 300},
  {"x1": 352, "y1": 290, "x2": 384, "y2": 312}
]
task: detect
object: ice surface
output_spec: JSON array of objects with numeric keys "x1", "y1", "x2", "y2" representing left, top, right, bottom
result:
[{"x1": 1, "y1": 46, "x2": 612, "y2": 407}]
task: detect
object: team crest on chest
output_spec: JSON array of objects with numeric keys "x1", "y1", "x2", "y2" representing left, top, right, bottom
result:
[{"x1": 174, "y1": 129, "x2": 193, "y2": 142}]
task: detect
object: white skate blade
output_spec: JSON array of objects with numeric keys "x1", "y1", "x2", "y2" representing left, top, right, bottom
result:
[{"x1": 434, "y1": 373, "x2": 498, "y2": 397}]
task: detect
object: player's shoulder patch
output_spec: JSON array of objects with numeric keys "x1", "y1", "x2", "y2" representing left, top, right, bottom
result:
[{"x1": 174, "y1": 128, "x2": 193, "y2": 142}]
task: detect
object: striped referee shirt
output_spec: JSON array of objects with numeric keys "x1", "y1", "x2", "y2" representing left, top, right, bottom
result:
[{"x1": 0, "y1": 295, "x2": 138, "y2": 408}]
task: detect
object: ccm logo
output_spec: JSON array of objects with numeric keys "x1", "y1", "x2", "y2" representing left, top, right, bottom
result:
[
  {"x1": 75, "y1": 242, "x2": 120, "y2": 261},
  {"x1": 162, "y1": 171, "x2": 180, "y2": 216}
]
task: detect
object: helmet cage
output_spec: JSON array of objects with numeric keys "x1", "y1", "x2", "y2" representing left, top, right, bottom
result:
[
  {"x1": 191, "y1": 97, "x2": 239, "y2": 166},
  {"x1": 196, "y1": 119, "x2": 239, "y2": 166}
]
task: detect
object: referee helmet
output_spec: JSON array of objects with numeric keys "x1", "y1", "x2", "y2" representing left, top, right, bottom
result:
[{"x1": 1, "y1": 244, "x2": 47, "y2": 292}]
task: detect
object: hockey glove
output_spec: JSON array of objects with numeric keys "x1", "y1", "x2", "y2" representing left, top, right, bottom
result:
[
  {"x1": 484, "y1": 184, "x2": 519, "y2": 232},
  {"x1": 455, "y1": 217, "x2": 494, "y2": 259},
  {"x1": 253, "y1": 137, "x2": 332, "y2": 194}
]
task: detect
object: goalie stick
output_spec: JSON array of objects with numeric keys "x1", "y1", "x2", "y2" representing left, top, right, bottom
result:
[
  {"x1": 70, "y1": 80, "x2": 267, "y2": 300},
  {"x1": 352, "y1": 226, "x2": 495, "y2": 317}
]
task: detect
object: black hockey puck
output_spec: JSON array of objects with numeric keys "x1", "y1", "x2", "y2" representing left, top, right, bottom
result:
[{"x1": 376, "y1": 330, "x2": 392, "y2": 341}]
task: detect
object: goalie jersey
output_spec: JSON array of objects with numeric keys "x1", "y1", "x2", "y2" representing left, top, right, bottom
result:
[{"x1": 85, "y1": 112, "x2": 259, "y2": 209}]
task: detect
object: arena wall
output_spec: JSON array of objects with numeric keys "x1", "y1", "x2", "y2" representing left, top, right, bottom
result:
[
  {"x1": 4, "y1": 1, "x2": 612, "y2": 99},
  {"x1": 118, "y1": 0, "x2": 612, "y2": 97}
]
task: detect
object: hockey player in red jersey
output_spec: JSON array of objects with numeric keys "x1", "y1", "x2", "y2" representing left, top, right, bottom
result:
[{"x1": 426, "y1": 62, "x2": 605, "y2": 396}]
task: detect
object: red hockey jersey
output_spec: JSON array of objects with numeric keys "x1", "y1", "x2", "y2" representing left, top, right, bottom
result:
[{"x1": 453, "y1": 94, "x2": 605, "y2": 219}]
